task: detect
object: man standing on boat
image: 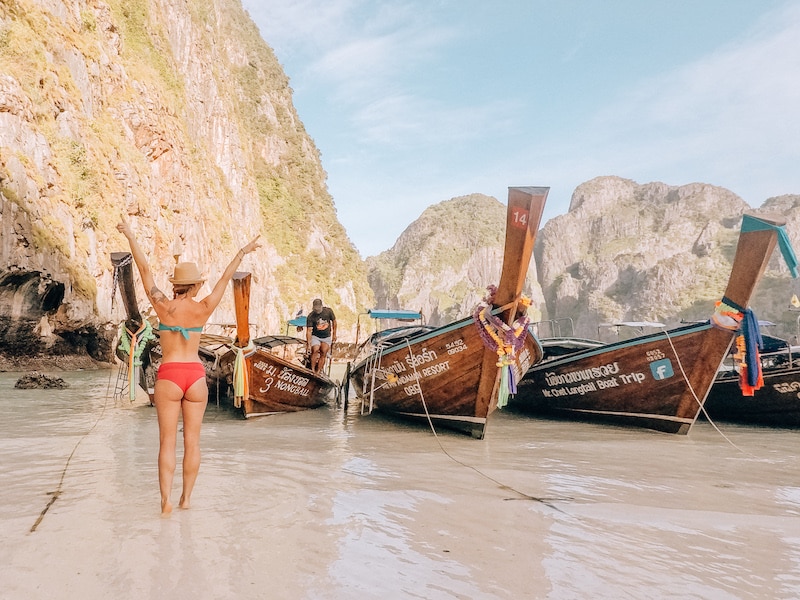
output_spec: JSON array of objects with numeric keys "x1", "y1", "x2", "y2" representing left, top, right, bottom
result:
[{"x1": 306, "y1": 298, "x2": 336, "y2": 374}]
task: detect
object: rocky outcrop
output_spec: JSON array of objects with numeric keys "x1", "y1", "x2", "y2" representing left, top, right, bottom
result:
[
  {"x1": 366, "y1": 194, "x2": 544, "y2": 327},
  {"x1": 15, "y1": 371, "x2": 69, "y2": 389},
  {"x1": 536, "y1": 177, "x2": 800, "y2": 341},
  {"x1": 364, "y1": 180, "x2": 800, "y2": 342},
  {"x1": 0, "y1": 0, "x2": 372, "y2": 367}
]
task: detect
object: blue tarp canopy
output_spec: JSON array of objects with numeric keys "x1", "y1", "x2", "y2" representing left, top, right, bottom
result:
[
  {"x1": 367, "y1": 309, "x2": 422, "y2": 321},
  {"x1": 288, "y1": 316, "x2": 307, "y2": 327}
]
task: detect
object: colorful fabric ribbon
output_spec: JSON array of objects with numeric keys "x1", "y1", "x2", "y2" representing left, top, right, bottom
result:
[
  {"x1": 472, "y1": 285, "x2": 530, "y2": 408},
  {"x1": 117, "y1": 320, "x2": 155, "y2": 401},
  {"x1": 232, "y1": 340, "x2": 256, "y2": 408},
  {"x1": 740, "y1": 213, "x2": 798, "y2": 277},
  {"x1": 741, "y1": 308, "x2": 764, "y2": 391}
]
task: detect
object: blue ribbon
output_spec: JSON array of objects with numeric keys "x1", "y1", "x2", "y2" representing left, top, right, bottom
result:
[
  {"x1": 741, "y1": 214, "x2": 798, "y2": 278},
  {"x1": 742, "y1": 308, "x2": 763, "y2": 387}
]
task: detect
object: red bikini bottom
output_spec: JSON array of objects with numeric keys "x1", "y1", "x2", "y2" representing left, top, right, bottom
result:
[{"x1": 157, "y1": 362, "x2": 206, "y2": 394}]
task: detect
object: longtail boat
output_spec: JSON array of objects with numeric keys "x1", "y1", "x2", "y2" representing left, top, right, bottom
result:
[
  {"x1": 348, "y1": 186, "x2": 549, "y2": 439},
  {"x1": 111, "y1": 252, "x2": 232, "y2": 404},
  {"x1": 510, "y1": 212, "x2": 798, "y2": 434},
  {"x1": 220, "y1": 272, "x2": 336, "y2": 418},
  {"x1": 704, "y1": 333, "x2": 800, "y2": 427},
  {"x1": 111, "y1": 251, "x2": 157, "y2": 400}
]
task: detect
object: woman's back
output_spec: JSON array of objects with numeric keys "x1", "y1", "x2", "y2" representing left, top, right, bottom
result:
[{"x1": 156, "y1": 295, "x2": 212, "y2": 363}]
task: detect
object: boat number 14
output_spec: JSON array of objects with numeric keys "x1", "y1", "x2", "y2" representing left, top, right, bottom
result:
[{"x1": 511, "y1": 209, "x2": 528, "y2": 230}]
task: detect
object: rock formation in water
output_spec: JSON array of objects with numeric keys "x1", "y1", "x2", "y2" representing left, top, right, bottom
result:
[
  {"x1": 0, "y1": 0, "x2": 373, "y2": 368},
  {"x1": 15, "y1": 370, "x2": 69, "y2": 389}
]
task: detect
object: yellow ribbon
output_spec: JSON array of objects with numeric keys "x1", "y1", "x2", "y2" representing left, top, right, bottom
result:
[
  {"x1": 126, "y1": 322, "x2": 147, "y2": 402},
  {"x1": 232, "y1": 340, "x2": 256, "y2": 408}
]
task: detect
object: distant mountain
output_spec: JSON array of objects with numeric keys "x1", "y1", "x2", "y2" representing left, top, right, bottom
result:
[
  {"x1": 537, "y1": 176, "x2": 800, "y2": 340},
  {"x1": 371, "y1": 178, "x2": 800, "y2": 343},
  {"x1": 537, "y1": 176, "x2": 749, "y2": 336},
  {"x1": 366, "y1": 193, "x2": 545, "y2": 327}
]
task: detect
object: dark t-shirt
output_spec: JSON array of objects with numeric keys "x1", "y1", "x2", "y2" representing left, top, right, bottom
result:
[{"x1": 308, "y1": 307, "x2": 336, "y2": 339}]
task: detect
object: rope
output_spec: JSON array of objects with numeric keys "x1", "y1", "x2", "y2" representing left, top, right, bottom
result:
[
  {"x1": 232, "y1": 340, "x2": 256, "y2": 408},
  {"x1": 30, "y1": 374, "x2": 113, "y2": 533},
  {"x1": 402, "y1": 339, "x2": 567, "y2": 511},
  {"x1": 660, "y1": 327, "x2": 753, "y2": 456},
  {"x1": 110, "y1": 253, "x2": 132, "y2": 308}
]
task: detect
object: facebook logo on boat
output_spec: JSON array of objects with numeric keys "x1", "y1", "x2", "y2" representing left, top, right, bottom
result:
[{"x1": 650, "y1": 358, "x2": 674, "y2": 380}]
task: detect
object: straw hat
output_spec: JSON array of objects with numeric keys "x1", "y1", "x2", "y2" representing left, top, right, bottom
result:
[{"x1": 169, "y1": 262, "x2": 206, "y2": 285}]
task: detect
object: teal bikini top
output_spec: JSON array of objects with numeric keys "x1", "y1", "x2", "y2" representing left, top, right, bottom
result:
[{"x1": 158, "y1": 323, "x2": 203, "y2": 340}]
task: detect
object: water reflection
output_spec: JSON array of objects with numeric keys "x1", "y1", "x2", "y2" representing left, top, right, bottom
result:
[{"x1": 2, "y1": 372, "x2": 800, "y2": 599}]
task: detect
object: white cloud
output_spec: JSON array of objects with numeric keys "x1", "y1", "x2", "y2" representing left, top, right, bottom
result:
[
  {"x1": 353, "y1": 94, "x2": 520, "y2": 147},
  {"x1": 581, "y1": 2, "x2": 800, "y2": 198},
  {"x1": 305, "y1": 15, "x2": 457, "y2": 101},
  {"x1": 244, "y1": 1, "x2": 800, "y2": 256},
  {"x1": 243, "y1": 0, "x2": 358, "y2": 57}
]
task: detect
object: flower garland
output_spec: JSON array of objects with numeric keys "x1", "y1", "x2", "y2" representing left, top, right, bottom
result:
[{"x1": 472, "y1": 285, "x2": 531, "y2": 406}]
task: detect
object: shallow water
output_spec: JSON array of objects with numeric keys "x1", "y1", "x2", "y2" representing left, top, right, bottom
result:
[{"x1": 2, "y1": 369, "x2": 800, "y2": 599}]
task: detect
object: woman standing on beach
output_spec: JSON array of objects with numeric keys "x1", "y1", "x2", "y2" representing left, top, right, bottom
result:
[{"x1": 118, "y1": 219, "x2": 260, "y2": 515}]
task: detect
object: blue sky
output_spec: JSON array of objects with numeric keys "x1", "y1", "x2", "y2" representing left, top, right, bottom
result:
[{"x1": 240, "y1": 0, "x2": 800, "y2": 257}]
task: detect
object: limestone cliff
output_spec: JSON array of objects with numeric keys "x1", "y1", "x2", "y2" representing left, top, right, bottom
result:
[
  {"x1": 371, "y1": 178, "x2": 800, "y2": 345},
  {"x1": 0, "y1": 0, "x2": 372, "y2": 366},
  {"x1": 537, "y1": 177, "x2": 800, "y2": 341},
  {"x1": 366, "y1": 193, "x2": 544, "y2": 328}
]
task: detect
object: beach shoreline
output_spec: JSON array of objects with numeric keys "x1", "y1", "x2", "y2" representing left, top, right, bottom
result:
[
  {"x1": 3, "y1": 369, "x2": 800, "y2": 599},
  {"x1": 0, "y1": 353, "x2": 112, "y2": 373}
]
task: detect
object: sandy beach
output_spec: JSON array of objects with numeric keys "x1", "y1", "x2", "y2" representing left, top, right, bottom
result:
[{"x1": 2, "y1": 369, "x2": 800, "y2": 599}]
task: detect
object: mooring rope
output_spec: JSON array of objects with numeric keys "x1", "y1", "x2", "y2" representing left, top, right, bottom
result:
[
  {"x1": 30, "y1": 372, "x2": 114, "y2": 533},
  {"x1": 403, "y1": 339, "x2": 568, "y2": 511},
  {"x1": 660, "y1": 327, "x2": 752, "y2": 456},
  {"x1": 110, "y1": 253, "x2": 132, "y2": 308}
]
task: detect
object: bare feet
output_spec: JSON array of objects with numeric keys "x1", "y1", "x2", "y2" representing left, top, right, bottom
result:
[
  {"x1": 178, "y1": 494, "x2": 190, "y2": 510},
  {"x1": 161, "y1": 497, "x2": 173, "y2": 517}
]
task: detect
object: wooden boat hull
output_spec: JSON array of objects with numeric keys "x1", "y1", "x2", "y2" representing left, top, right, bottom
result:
[
  {"x1": 223, "y1": 346, "x2": 336, "y2": 417},
  {"x1": 513, "y1": 323, "x2": 733, "y2": 434},
  {"x1": 225, "y1": 272, "x2": 336, "y2": 418},
  {"x1": 111, "y1": 252, "x2": 154, "y2": 395},
  {"x1": 705, "y1": 363, "x2": 800, "y2": 427},
  {"x1": 348, "y1": 186, "x2": 549, "y2": 439},
  {"x1": 350, "y1": 315, "x2": 542, "y2": 438},
  {"x1": 511, "y1": 211, "x2": 790, "y2": 434}
]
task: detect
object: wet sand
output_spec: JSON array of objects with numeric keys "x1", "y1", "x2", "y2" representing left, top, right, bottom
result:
[{"x1": 2, "y1": 369, "x2": 800, "y2": 599}]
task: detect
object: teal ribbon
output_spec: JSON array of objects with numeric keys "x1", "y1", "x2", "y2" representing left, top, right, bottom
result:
[
  {"x1": 741, "y1": 214, "x2": 798, "y2": 277},
  {"x1": 497, "y1": 366, "x2": 509, "y2": 409}
]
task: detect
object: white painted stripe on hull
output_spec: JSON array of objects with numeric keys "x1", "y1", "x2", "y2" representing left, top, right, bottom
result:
[
  {"x1": 244, "y1": 411, "x2": 284, "y2": 418},
  {"x1": 391, "y1": 411, "x2": 486, "y2": 425},
  {"x1": 561, "y1": 408, "x2": 694, "y2": 424}
]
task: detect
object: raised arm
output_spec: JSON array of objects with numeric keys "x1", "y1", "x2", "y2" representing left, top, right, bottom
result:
[
  {"x1": 200, "y1": 236, "x2": 262, "y2": 312},
  {"x1": 117, "y1": 219, "x2": 166, "y2": 307}
]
